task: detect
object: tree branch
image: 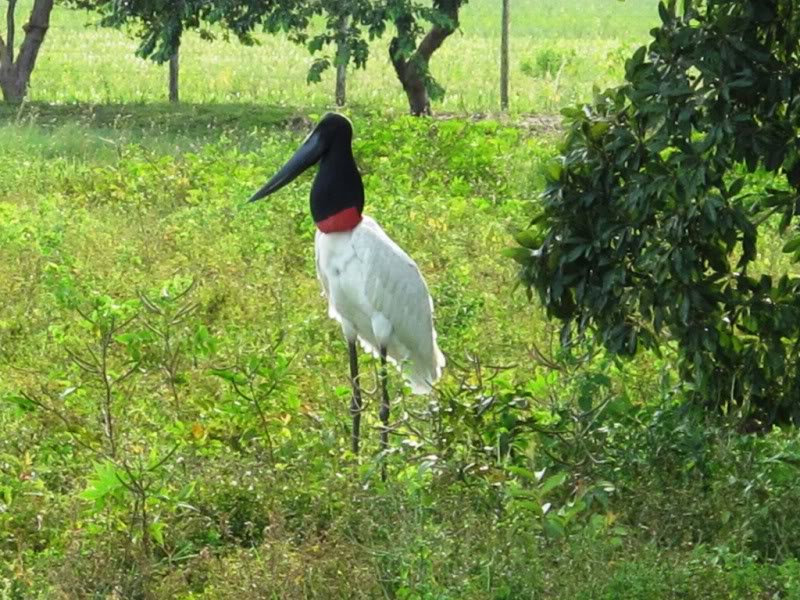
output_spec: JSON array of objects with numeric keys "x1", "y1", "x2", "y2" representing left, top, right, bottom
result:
[
  {"x1": 388, "y1": 10, "x2": 413, "y2": 77},
  {"x1": 15, "y1": 0, "x2": 53, "y2": 77},
  {"x1": 6, "y1": 0, "x2": 16, "y2": 64},
  {"x1": 417, "y1": 0, "x2": 459, "y2": 62},
  {"x1": 388, "y1": 0, "x2": 460, "y2": 113},
  {"x1": 416, "y1": 22, "x2": 455, "y2": 63},
  {"x1": 0, "y1": 2, "x2": 11, "y2": 68},
  {"x1": 389, "y1": 36, "x2": 407, "y2": 78},
  {"x1": 20, "y1": 391, "x2": 104, "y2": 456}
]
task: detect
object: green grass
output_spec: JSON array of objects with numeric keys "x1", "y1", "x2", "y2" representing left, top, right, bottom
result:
[
  {"x1": 18, "y1": 0, "x2": 659, "y2": 112},
  {"x1": 2, "y1": 108, "x2": 799, "y2": 600},
  {"x1": 0, "y1": 103, "x2": 297, "y2": 158},
  {"x1": 0, "y1": 113, "x2": 560, "y2": 597},
  {"x1": 3, "y1": 0, "x2": 800, "y2": 598}
]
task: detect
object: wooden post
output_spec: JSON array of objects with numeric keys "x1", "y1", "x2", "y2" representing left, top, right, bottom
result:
[
  {"x1": 500, "y1": 0, "x2": 510, "y2": 111},
  {"x1": 335, "y1": 15, "x2": 348, "y2": 107},
  {"x1": 169, "y1": 47, "x2": 179, "y2": 104}
]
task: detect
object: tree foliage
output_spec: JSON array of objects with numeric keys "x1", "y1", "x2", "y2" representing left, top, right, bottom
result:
[
  {"x1": 513, "y1": 0, "x2": 800, "y2": 426},
  {"x1": 292, "y1": 0, "x2": 470, "y2": 114},
  {"x1": 69, "y1": 0, "x2": 296, "y2": 63}
]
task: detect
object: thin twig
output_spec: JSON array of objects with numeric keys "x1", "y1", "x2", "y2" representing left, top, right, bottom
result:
[{"x1": 20, "y1": 391, "x2": 103, "y2": 456}]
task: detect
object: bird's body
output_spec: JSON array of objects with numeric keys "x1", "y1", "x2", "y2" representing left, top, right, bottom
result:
[
  {"x1": 248, "y1": 112, "x2": 444, "y2": 467},
  {"x1": 315, "y1": 216, "x2": 444, "y2": 394}
]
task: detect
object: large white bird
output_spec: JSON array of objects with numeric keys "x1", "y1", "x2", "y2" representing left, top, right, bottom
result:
[{"x1": 248, "y1": 113, "x2": 445, "y2": 460}]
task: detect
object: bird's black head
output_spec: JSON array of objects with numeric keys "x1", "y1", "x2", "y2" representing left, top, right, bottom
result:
[
  {"x1": 248, "y1": 113, "x2": 365, "y2": 231},
  {"x1": 311, "y1": 112, "x2": 354, "y2": 145}
]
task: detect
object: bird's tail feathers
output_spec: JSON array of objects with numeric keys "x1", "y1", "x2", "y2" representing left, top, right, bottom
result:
[
  {"x1": 406, "y1": 344, "x2": 445, "y2": 395},
  {"x1": 356, "y1": 335, "x2": 445, "y2": 395}
]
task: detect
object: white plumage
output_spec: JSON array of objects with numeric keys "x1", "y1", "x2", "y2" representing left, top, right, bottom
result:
[{"x1": 315, "y1": 216, "x2": 445, "y2": 394}]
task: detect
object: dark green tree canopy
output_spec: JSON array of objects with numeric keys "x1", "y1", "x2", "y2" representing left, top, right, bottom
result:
[
  {"x1": 69, "y1": 0, "x2": 306, "y2": 63},
  {"x1": 513, "y1": 0, "x2": 800, "y2": 426}
]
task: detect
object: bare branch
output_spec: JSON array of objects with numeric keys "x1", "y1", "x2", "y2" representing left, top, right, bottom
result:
[
  {"x1": 75, "y1": 306, "x2": 97, "y2": 326},
  {"x1": 146, "y1": 443, "x2": 180, "y2": 473},
  {"x1": 416, "y1": 1, "x2": 459, "y2": 62},
  {"x1": 143, "y1": 320, "x2": 165, "y2": 339},
  {"x1": 114, "y1": 460, "x2": 142, "y2": 495},
  {"x1": 20, "y1": 391, "x2": 103, "y2": 456},
  {"x1": 172, "y1": 277, "x2": 197, "y2": 301},
  {"x1": 66, "y1": 347, "x2": 100, "y2": 374},
  {"x1": 84, "y1": 343, "x2": 102, "y2": 369},
  {"x1": 527, "y1": 342, "x2": 564, "y2": 372},
  {"x1": 171, "y1": 302, "x2": 198, "y2": 324},
  {"x1": 99, "y1": 331, "x2": 117, "y2": 457},
  {"x1": 137, "y1": 291, "x2": 164, "y2": 315},
  {"x1": 230, "y1": 379, "x2": 254, "y2": 403},
  {"x1": 114, "y1": 361, "x2": 142, "y2": 385},
  {"x1": 111, "y1": 313, "x2": 138, "y2": 335},
  {"x1": 415, "y1": 23, "x2": 453, "y2": 63}
]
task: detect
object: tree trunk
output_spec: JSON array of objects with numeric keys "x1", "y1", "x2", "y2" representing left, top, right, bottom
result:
[
  {"x1": 389, "y1": 1, "x2": 461, "y2": 116},
  {"x1": 335, "y1": 16, "x2": 347, "y2": 107},
  {"x1": 169, "y1": 48, "x2": 179, "y2": 103},
  {"x1": 389, "y1": 45, "x2": 432, "y2": 116},
  {"x1": 0, "y1": 70, "x2": 25, "y2": 103},
  {"x1": 0, "y1": 0, "x2": 54, "y2": 103},
  {"x1": 500, "y1": 0, "x2": 510, "y2": 111}
]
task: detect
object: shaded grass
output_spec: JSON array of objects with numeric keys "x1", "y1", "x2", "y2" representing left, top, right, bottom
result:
[
  {"x1": 0, "y1": 103, "x2": 298, "y2": 158},
  {"x1": 0, "y1": 102, "x2": 294, "y2": 132}
]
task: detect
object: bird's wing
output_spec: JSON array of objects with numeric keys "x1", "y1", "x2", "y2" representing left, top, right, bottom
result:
[
  {"x1": 351, "y1": 218, "x2": 444, "y2": 392},
  {"x1": 315, "y1": 230, "x2": 335, "y2": 316}
]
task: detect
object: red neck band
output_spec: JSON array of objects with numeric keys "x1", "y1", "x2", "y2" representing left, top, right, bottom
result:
[{"x1": 315, "y1": 207, "x2": 363, "y2": 233}]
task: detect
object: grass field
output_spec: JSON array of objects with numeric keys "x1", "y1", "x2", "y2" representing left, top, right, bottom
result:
[
  {"x1": 3, "y1": 1, "x2": 800, "y2": 598},
  {"x1": 25, "y1": 0, "x2": 659, "y2": 112}
]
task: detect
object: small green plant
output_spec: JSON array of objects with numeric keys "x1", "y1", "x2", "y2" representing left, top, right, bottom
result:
[
  {"x1": 210, "y1": 341, "x2": 297, "y2": 466},
  {"x1": 2, "y1": 287, "x2": 215, "y2": 596},
  {"x1": 521, "y1": 48, "x2": 574, "y2": 79}
]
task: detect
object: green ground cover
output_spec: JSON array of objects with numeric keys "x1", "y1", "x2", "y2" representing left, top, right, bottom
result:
[{"x1": 2, "y1": 1, "x2": 800, "y2": 598}]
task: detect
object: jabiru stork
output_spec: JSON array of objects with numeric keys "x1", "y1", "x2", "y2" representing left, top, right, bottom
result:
[{"x1": 248, "y1": 113, "x2": 445, "y2": 465}]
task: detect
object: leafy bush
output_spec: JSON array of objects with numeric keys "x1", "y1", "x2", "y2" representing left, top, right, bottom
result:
[{"x1": 512, "y1": 0, "x2": 800, "y2": 426}]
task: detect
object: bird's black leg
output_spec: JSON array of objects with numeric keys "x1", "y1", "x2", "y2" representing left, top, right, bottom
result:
[
  {"x1": 379, "y1": 347, "x2": 390, "y2": 481},
  {"x1": 348, "y1": 341, "x2": 362, "y2": 455}
]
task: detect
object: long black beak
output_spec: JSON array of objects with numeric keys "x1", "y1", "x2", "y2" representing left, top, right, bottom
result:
[{"x1": 248, "y1": 129, "x2": 325, "y2": 203}]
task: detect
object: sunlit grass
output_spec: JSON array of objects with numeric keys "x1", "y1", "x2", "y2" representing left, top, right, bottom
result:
[{"x1": 20, "y1": 0, "x2": 659, "y2": 112}]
